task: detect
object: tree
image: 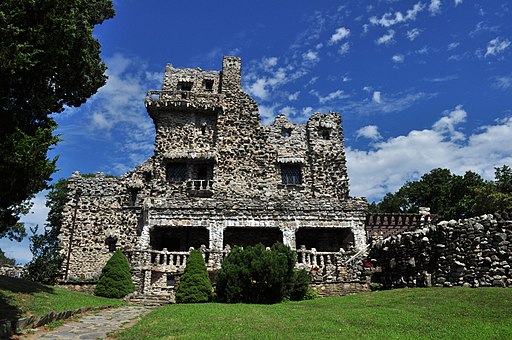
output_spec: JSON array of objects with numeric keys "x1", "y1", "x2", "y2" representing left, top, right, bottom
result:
[
  {"x1": 24, "y1": 179, "x2": 67, "y2": 284},
  {"x1": 0, "y1": 0, "x2": 115, "y2": 240},
  {"x1": 94, "y1": 250, "x2": 135, "y2": 298},
  {"x1": 374, "y1": 168, "x2": 485, "y2": 219},
  {"x1": 175, "y1": 249, "x2": 212, "y2": 303},
  {"x1": 0, "y1": 248, "x2": 15, "y2": 266}
]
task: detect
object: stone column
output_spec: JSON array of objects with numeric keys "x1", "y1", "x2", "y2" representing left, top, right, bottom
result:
[
  {"x1": 281, "y1": 226, "x2": 298, "y2": 250},
  {"x1": 207, "y1": 222, "x2": 226, "y2": 269}
]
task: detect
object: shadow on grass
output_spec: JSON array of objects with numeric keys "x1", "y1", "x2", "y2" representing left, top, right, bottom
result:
[{"x1": 0, "y1": 275, "x2": 53, "y2": 321}]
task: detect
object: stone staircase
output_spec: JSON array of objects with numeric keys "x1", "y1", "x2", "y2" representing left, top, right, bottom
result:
[{"x1": 126, "y1": 292, "x2": 175, "y2": 306}]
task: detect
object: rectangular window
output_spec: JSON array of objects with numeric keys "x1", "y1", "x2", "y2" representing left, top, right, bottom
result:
[
  {"x1": 281, "y1": 164, "x2": 302, "y2": 185},
  {"x1": 177, "y1": 81, "x2": 193, "y2": 91},
  {"x1": 204, "y1": 79, "x2": 214, "y2": 91},
  {"x1": 166, "y1": 163, "x2": 188, "y2": 182}
]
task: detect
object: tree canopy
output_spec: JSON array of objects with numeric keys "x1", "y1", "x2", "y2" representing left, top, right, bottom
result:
[
  {"x1": 370, "y1": 166, "x2": 512, "y2": 220},
  {"x1": 0, "y1": 0, "x2": 114, "y2": 240}
]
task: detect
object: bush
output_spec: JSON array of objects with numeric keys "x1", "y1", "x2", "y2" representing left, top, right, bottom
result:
[
  {"x1": 289, "y1": 269, "x2": 310, "y2": 301},
  {"x1": 216, "y1": 243, "x2": 310, "y2": 304},
  {"x1": 94, "y1": 251, "x2": 135, "y2": 298},
  {"x1": 176, "y1": 249, "x2": 212, "y2": 303}
]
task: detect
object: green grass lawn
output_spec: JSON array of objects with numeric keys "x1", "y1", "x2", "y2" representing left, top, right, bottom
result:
[
  {"x1": 0, "y1": 275, "x2": 125, "y2": 320},
  {"x1": 112, "y1": 288, "x2": 512, "y2": 339}
]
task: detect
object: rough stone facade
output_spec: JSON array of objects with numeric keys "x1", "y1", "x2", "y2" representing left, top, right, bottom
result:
[
  {"x1": 370, "y1": 212, "x2": 512, "y2": 289},
  {"x1": 59, "y1": 56, "x2": 368, "y2": 299}
]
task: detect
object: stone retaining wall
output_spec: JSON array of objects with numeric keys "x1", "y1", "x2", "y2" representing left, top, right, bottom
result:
[{"x1": 370, "y1": 212, "x2": 512, "y2": 288}]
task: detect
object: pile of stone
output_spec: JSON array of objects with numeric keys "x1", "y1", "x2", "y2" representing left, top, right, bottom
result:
[{"x1": 370, "y1": 212, "x2": 512, "y2": 288}]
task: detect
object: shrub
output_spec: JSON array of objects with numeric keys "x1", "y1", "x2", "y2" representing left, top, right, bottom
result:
[
  {"x1": 94, "y1": 251, "x2": 135, "y2": 298},
  {"x1": 176, "y1": 249, "x2": 212, "y2": 303},
  {"x1": 289, "y1": 269, "x2": 310, "y2": 301},
  {"x1": 216, "y1": 243, "x2": 310, "y2": 304}
]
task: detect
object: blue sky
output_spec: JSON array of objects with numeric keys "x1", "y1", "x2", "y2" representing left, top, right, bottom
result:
[{"x1": 3, "y1": 0, "x2": 512, "y2": 263}]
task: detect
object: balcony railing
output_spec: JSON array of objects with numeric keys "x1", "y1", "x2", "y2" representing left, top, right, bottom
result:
[
  {"x1": 125, "y1": 246, "x2": 368, "y2": 282},
  {"x1": 187, "y1": 179, "x2": 213, "y2": 191}
]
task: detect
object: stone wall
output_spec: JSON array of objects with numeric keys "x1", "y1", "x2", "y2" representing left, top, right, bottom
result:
[{"x1": 370, "y1": 212, "x2": 512, "y2": 288}]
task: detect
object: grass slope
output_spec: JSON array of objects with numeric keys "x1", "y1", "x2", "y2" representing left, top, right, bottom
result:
[
  {"x1": 113, "y1": 288, "x2": 512, "y2": 339},
  {"x1": 0, "y1": 275, "x2": 125, "y2": 320}
]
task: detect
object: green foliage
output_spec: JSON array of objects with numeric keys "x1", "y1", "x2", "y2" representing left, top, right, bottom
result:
[
  {"x1": 289, "y1": 269, "x2": 310, "y2": 301},
  {"x1": 176, "y1": 249, "x2": 212, "y2": 303},
  {"x1": 216, "y1": 243, "x2": 309, "y2": 304},
  {"x1": 372, "y1": 167, "x2": 512, "y2": 219},
  {"x1": 25, "y1": 179, "x2": 67, "y2": 284},
  {"x1": 0, "y1": 248, "x2": 15, "y2": 265},
  {"x1": 94, "y1": 251, "x2": 135, "y2": 299},
  {"x1": 0, "y1": 0, "x2": 114, "y2": 240}
]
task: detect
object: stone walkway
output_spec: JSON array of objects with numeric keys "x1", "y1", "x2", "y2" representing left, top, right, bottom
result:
[{"x1": 26, "y1": 305, "x2": 153, "y2": 340}]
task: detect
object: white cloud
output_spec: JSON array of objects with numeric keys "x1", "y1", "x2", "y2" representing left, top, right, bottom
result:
[
  {"x1": 376, "y1": 30, "x2": 395, "y2": 45},
  {"x1": 330, "y1": 27, "x2": 351, "y2": 44},
  {"x1": 338, "y1": 42, "x2": 350, "y2": 55},
  {"x1": 372, "y1": 91, "x2": 382, "y2": 103},
  {"x1": 429, "y1": 0, "x2": 441, "y2": 15},
  {"x1": 454, "y1": 0, "x2": 463, "y2": 5},
  {"x1": 492, "y1": 74, "x2": 512, "y2": 90},
  {"x1": 392, "y1": 54, "x2": 405, "y2": 63},
  {"x1": 310, "y1": 89, "x2": 349, "y2": 104},
  {"x1": 302, "y1": 107, "x2": 314, "y2": 116},
  {"x1": 341, "y1": 91, "x2": 435, "y2": 115},
  {"x1": 484, "y1": 37, "x2": 511, "y2": 58},
  {"x1": 447, "y1": 42, "x2": 460, "y2": 50},
  {"x1": 347, "y1": 107, "x2": 512, "y2": 201},
  {"x1": 288, "y1": 91, "x2": 300, "y2": 101},
  {"x1": 356, "y1": 125, "x2": 382, "y2": 140},
  {"x1": 59, "y1": 53, "x2": 159, "y2": 175},
  {"x1": 248, "y1": 78, "x2": 269, "y2": 100},
  {"x1": 406, "y1": 28, "x2": 421, "y2": 41},
  {"x1": 369, "y1": 2, "x2": 425, "y2": 27},
  {"x1": 258, "y1": 104, "x2": 279, "y2": 125},
  {"x1": 303, "y1": 50, "x2": 319, "y2": 62},
  {"x1": 262, "y1": 57, "x2": 278, "y2": 70},
  {"x1": 416, "y1": 46, "x2": 429, "y2": 54},
  {"x1": 424, "y1": 75, "x2": 459, "y2": 82},
  {"x1": 432, "y1": 105, "x2": 467, "y2": 141}
]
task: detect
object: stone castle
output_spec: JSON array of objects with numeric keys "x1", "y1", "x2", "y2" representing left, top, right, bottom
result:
[{"x1": 59, "y1": 56, "x2": 370, "y2": 299}]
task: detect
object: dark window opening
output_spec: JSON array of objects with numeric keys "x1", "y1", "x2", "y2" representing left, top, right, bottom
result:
[
  {"x1": 166, "y1": 163, "x2": 188, "y2": 182},
  {"x1": 105, "y1": 237, "x2": 117, "y2": 252},
  {"x1": 281, "y1": 128, "x2": 292, "y2": 137},
  {"x1": 129, "y1": 189, "x2": 139, "y2": 206},
  {"x1": 144, "y1": 171, "x2": 152, "y2": 182},
  {"x1": 177, "y1": 81, "x2": 193, "y2": 91},
  {"x1": 200, "y1": 122, "x2": 207, "y2": 135},
  {"x1": 167, "y1": 274, "x2": 176, "y2": 287},
  {"x1": 319, "y1": 128, "x2": 331, "y2": 140},
  {"x1": 281, "y1": 164, "x2": 302, "y2": 185},
  {"x1": 296, "y1": 228, "x2": 354, "y2": 252},
  {"x1": 150, "y1": 227, "x2": 208, "y2": 251},
  {"x1": 224, "y1": 228, "x2": 283, "y2": 248},
  {"x1": 204, "y1": 79, "x2": 214, "y2": 91}
]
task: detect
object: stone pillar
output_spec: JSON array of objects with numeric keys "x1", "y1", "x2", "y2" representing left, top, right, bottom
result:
[
  {"x1": 208, "y1": 223, "x2": 225, "y2": 250},
  {"x1": 207, "y1": 222, "x2": 226, "y2": 270},
  {"x1": 281, "y1": 226, "x2": 297, "y2": 249}
]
